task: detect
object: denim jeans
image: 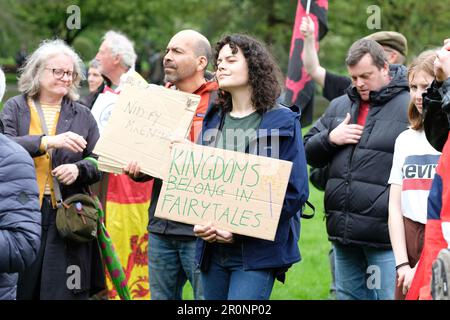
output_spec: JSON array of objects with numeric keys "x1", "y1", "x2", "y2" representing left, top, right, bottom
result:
[
  {"x1": 148, "y1": 233, "x2": 203, "y2": 300},
  {"x1": 201, "y1": 244, "x2": 275, "y2": 300},
  {"x1": 333, "y1": 242, "x2": 395, "y2": 300}
]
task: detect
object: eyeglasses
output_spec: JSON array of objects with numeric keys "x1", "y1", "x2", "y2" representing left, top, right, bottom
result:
[{"x1": 45, "y1": 68, "x2": 78, "y2": 80}]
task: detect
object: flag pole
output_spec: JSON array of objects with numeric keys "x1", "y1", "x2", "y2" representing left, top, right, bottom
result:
[{"x1": 306, "y1": 0, "x2": 311, "y2": 15}]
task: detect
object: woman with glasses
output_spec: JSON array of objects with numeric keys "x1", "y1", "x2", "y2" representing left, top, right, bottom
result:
[{"x1": 1, "y1": 39, "x2": 104, "y2": 300}]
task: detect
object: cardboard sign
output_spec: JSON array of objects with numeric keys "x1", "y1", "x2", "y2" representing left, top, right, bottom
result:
[
  {"x1": 93, "y1": 80, "x2": 200, "y2": 179},
  {"x1": 155, "y1": 143, "x2": 293, "y2": 241}
]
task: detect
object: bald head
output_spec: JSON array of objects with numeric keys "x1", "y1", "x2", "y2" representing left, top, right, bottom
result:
[
  {"x1": 164, "y1": 30, "x2": 212, "y2": 91},
  {"x1": 170, "y1": 30, "x2": 212, "y2": 66}
]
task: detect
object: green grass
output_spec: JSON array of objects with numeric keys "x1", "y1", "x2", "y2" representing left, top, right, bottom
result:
[{"x1": 182, "y1": 126, "x2": 332, "y2": 300}]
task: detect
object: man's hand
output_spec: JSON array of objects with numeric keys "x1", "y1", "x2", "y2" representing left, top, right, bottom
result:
[
  {"x1": 299, "y1": 16, "x2": 315, "y2": 40},
  {"x1": 46, "y1": 131, "x2": 87, "y2": 153},
  {"x1": 169, "y1": 137, "x2": 193, "y2": 151},
  {"x1": 52, "y1": 164, "x2": 79, "y2": 185},
  {"x1": 329, "y1": 113, "x2": 364, "y2": 145},
  {"x1": 123, "y1": 161, "x2": 145, "y2": 180},
  {"x1": 435, "y1": 39, "x2": 450, "y2": 82}
]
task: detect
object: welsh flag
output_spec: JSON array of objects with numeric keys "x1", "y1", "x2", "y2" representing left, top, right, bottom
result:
[
  {"x1": 105, "y1": 174, "x2": 153, "y2": 300},
  {"x1": 94, "y1": 71, "x2": 153, "y2": 300}
]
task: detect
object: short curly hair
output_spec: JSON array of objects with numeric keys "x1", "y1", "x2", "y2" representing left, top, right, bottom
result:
[{"x1": 214, "y1": 34, "x2": 283, "y2": 113}]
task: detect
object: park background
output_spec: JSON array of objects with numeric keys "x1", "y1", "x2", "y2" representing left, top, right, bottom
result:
[{"x1": 0, "y1": 0, "x2": 449, "y2": 299}]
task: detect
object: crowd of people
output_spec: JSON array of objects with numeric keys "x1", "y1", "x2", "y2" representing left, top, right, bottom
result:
[{"x1": 0, "y1": 16, "x2": 450, "y2": 301}]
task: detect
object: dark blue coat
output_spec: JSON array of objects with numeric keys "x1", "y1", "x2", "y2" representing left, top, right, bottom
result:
[
  {"x1": 195, "y1": 103, "x2": 309, "y2": 274},
  {"x1": 0, "y1": 133, "x2": 41, "y2": 300}
]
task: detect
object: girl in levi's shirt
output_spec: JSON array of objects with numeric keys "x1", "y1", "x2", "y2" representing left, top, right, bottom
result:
[{"x1": 388, "y1": 50, "x2": 441, "y2": 300}]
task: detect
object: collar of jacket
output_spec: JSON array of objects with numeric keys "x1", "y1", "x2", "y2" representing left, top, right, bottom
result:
[
  {"x1": 15, "y1": 94, "x2": 78, "y2": 134},
  {"x1": 202, "y1": 102, "x2": 298, "y2": 148},
  {"x1": 346, "y1": 64, "x2": 409, "y2": 105}
]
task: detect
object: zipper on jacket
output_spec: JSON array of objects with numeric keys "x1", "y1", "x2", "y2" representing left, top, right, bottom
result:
[{"x1": 343, "y1": 102, "x2": 360, "y2": 242}]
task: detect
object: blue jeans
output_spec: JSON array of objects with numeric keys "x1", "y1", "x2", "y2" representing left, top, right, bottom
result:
[
  {"x1": 333, "y1": 242, "x2": 395, "y2": 300},
  {"x1": 201, "y1": 244, "x2": 275, "y2": 300},
  {"x1": 148, "y1": 233, "x2": 203, "y2": 300}
]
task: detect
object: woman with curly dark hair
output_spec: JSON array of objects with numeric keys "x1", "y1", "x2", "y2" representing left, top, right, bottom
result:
[{"x1": 193, "y1": 34, "x2": 309, "y2": 300}]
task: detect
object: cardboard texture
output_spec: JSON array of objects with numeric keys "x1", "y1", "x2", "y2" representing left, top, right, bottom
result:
[
  {"x1": 155, "y1": 143, "x2": 293, "y2": 241},
  {"x1": 93, "y1": 79, "x2": 200, "y2": 179}
]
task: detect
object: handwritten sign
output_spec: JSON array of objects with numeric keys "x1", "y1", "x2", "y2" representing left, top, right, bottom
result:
[
  {"x1": 93, "y1": 81, "x2": 200, "y2": 179},
  {"x1": 155, "y1": 143, "x2": 293, "y2": 241}
]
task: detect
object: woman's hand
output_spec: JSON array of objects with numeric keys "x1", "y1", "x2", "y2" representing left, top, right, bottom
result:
[
  {"x1": 46, "y1": 131, "x2": 87, "y2": 153},
  {"x1": 194, "y1": 223, "x2": 217, "y2": 243},
  {"x1": 52, "y1": 164, "x2": 79, "y2": 185},
  {"x1": 402, "y1": 264, "x2": 418, "y2": 295},
  {"x1": 215, "y1": 228, "x2": 234, "y2": 244},
  {"x1": 397, "y1": 264, "x2": 416, "y2": 295}
]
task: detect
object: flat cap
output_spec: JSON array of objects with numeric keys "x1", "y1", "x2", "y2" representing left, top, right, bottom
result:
[{"x1": 365, "y1": 31, "x2": 408, "y2": 57}]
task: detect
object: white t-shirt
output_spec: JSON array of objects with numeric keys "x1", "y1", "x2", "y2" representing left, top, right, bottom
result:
[{"x1": 389, "y1": 128, "x2": 441, "y2": 224}]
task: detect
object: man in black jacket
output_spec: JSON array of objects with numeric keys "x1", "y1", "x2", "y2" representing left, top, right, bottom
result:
[{"x1": 304, "y1": 39, "x2": 410, "y2": 300}]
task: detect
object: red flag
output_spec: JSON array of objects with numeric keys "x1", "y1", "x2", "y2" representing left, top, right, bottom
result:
[{"x1": 285, "y1": 0, "x2": 328, "y2": 126}]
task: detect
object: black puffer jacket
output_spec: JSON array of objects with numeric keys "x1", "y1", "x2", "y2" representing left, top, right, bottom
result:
[{"x1": 304, "y1": 64, "x2": 410, "y2": 248}]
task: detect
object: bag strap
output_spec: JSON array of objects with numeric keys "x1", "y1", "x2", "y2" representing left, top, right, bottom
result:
[
  {"x1": 34, "y1": 99, "x2": 64, "y2": 208},
  {"x1": 301, "y1": 200, "x2": 315, "y2": 219}
]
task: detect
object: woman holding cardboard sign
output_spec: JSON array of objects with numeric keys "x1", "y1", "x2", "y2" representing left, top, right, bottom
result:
[
  {"x1": 1, "y1": 40, "x2": 104, "y2": 300},
  {"x1": 193, "y1": 34, "x2": 309, "y2": 300}
]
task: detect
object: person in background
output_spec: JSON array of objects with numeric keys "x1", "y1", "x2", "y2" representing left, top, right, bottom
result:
[
  {"x1": 80, "y1": 59, "x2": 107, "y2": 110},
  {"x1": 1, "y1": 40, "x2": 104, "y2": 300},
  {"x1": 388, "y1": 50, "x2": 440, "y2": 299},
  {"x1": 300, "y1": 15, "x2": 408, "y2": 101}
]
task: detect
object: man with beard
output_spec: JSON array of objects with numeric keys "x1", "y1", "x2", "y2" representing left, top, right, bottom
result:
[{"x1": 124, "y1": 30, "x2": 218, "y2": 300}]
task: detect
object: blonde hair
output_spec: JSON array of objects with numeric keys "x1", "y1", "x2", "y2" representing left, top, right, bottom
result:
[
  {"x1": 407, "y1": 50, "x2": 436, "y2": 130},
  {"x1": 18, "y1": 39, "x2": 85, "y2": 101}
]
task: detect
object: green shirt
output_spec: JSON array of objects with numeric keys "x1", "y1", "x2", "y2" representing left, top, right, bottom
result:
[{"x1": 216, "y1": 111, "x2": 262, "y2": 152}]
